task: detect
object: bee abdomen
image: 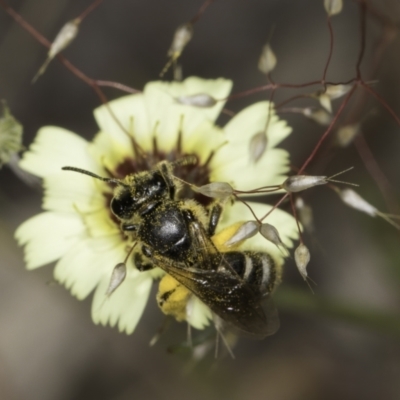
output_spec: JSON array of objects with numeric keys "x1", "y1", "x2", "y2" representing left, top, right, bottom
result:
[{"x1": 220, "y1": 251, "x2": 276, "y2": 295}]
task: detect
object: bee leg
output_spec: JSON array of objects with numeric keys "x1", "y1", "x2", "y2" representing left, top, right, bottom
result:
[
  {"x1": 134, "y1": 251, "x2": 154, "y2": 271},
  {"x1": 159, "y1": 163, "x2": 176, "y2": 199},
  {"x1": 207, "y1": 203, "x2": 223, "y2": 236}
]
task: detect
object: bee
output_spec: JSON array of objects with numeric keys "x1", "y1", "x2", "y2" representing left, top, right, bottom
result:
[{"x1": 62, "y1": 156, "x2": 281, "y2": 338}]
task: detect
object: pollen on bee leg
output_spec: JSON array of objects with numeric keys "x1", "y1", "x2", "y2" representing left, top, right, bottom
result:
[
  {"x1": 224, "y1": 220, "x2": 259, "y2": 247},
  {"x1": 212, "y1": 221, "x2": 256, "y2": 252},
  {"x1": 157, "y1": 275, "x2": 191, "y2": 322}
]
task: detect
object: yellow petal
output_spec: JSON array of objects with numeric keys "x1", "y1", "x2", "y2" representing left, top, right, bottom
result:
[
  {"x1": 15, "y1": 212, "x2": 85, "y2": 269},
  {"x1": 92, "y1": 269, "x2": 153, "y2": 334}
]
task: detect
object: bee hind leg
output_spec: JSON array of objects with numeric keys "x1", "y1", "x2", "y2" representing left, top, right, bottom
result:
[
  {"x1": 207, "y1": 203, "x2": 223, "y2": 236},
  {"x1": 134, "y1": 251, "x2": 154, "y2": 271}
]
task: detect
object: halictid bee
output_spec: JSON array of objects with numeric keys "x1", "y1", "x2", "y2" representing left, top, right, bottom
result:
[{"x1": 62, "y1": 156, "x2": 280, "y2": 338}]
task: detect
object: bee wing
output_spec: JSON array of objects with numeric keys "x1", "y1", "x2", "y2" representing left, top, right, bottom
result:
[{"x1": 154, "y1": 256, "x2": 279, "y2": 338}]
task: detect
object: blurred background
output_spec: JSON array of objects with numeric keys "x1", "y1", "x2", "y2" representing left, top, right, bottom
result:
[{"x1": 1, "y1": 0, "x2": 400, "y2": 399}]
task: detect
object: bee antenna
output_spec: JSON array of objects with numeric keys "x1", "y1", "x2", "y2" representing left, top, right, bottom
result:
[{"x1": 62, "y1": 166, "x2": 126, "y2": 186}]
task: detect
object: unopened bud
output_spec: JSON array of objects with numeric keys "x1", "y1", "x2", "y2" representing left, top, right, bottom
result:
[
  {"x1": 318, "y1": 93, "x2": 332, "y2": 113},
  {"x1": 192, "y1": 182, "x2": 234, "y2": 199},
  {"x1": 0, "y1": 101, "x2": 23, "y2": 167},
  {"x1": 338, "y1": 188, "x2": 400, "y2": 229},
  {"x1": 249, "y1": 131, "x2": 268, "y2": 163},
  {"x1": 338, "y1": 188, "x2": 377, "y2": 217},
  {"x1": 294, "y1": 244, "x2": 310, "y2": 280},
  {"x1": 160, "y1": 23, "x2": 193, "y2": 77},
  {"x1": 258, "y1": 44, "x2": 277, "y2": 74},
  {"x1": 168, "y1": 23, "x2": 193, "y2": 58},
  {"x1": 105, "y1": 263, "x2": 127, "y2": 296},
  {"x1": 32, "y1": 18, "x2": 80, "y2": 83},
  {"x1": 259, "y1": 223, "x2": 289, "y2": 255},
  {"x1": 225, "y1": 221, "x2": 259, "y2": 247},
  {"x1": 336, "y1": 123, "x2": 360, "y2": 147},
  {"x1": 295, "y1": 197, "x2": 314, "y2": 233},
  {"x1": 283, "y1": 175, "x2": 327, "y2": 192},
  {"x1": 325, "y1": 84, "x2": 352, "y2": 100},
  {"x1": 175, "y1": 93, "x2": 217, "y2": 108},
  {"x1": 324, "y1": 0, "x2": 343, "y2": 16},
  {"x1": 303, "y1": 108, "x2": 333, "y2": 126},
  {"x1": 283, "y1": 167, "x2": 355, "y2": 193}
]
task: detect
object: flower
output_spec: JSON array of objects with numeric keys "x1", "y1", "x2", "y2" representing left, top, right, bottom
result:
[{"x1": 15, "y1": 77, "x2": 298, "y2": 334}]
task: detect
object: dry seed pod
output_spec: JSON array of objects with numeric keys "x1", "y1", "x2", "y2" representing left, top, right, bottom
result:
[
  {"x1": 303, "y1": 108, "x2": 333, "y2": 126},
  {"x1": 225, "y1": 221, "x2": 259, "y2": 247},
  {"x1": 295, "y1": 197, "x2": 315, "y2": 233},
  {"x1": 259, "y1": 223, "x2": 289, "y2": 255},
  {"x1": 258, "y1": 44, "x2": 277, "y2": 74},
  {"x1": 175, "y1": 93, "x2": 217, "y2": 108},
  {"x1": 105, "y1": 263, "x2": 127, "y2": 296},
  {"x1": 160, "y1": 23, "x2": 193, "y2": 77},
  {"x1": 336, "y1": 123, "x2": 360, "y2": 147},
  {"x1": 32, "y1": 18, "x2": 80, "y2": 83},
  {"x1": 324, "y1": 0, "x2": 343, "y2": 16},
  {"x1": 0, "y1": 101, "x2": 23, "y2": 167},
  {"x1": 191, "y1": 182, "x2": 234, "y2": 199},
  {"x1": 249, "y1": 131, "x2": 268, "y2": 163},
  {"x1": 294, "y1": 243, "x2": 310, "y2": 280}
]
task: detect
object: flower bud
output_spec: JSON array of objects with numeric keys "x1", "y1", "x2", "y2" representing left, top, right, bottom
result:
[
  {"x1": 336, "y1": 123, "x2": 360, "y2": 147},
  {"x1": 303, "y1": 108, "x2": 333, "y2": 126},
  {"x1": 0, "y1": 101, "x2": 23, "y2": 167},
  {"x1": 282, "y1": 175, "x2": 327, "y2": 192},
  {"x1": 176, "y1": 93, "x2": 217, "y2": 108},
  {"x1": 295, "y1": 197, "x2": 314, "y2": 233},
  {"x1": 192, "y1": 182, "x2": 234, "y2": 199},
  {"x1": 160, "y1": 23, "x2": 194, "y2": 77},
  {"x1": 259, "y1": 223, "x2": 289, "y2": 255},
  {"x1": 168, "y1": 23, "x2": 193, "y2": 58},
  {"x1": 258, "y1": 44, "x2": 277, "y2": 74},
  {"x1": 294, "y1": 243, "x2": 310, "y2": 280},
  {"x1": 249, "y1": 131, "x2": 268, "y2": 163},
  {"x1": 225, "y1": 221, "x2": 259, "y2": 247},
  {"x1": 105, "y1": 263, "x2": 127, "y2": 296},
  {"x1": 283, "y1": 167, "x2": 355, "y2": 193},
  {"x1": 318, "y1": 93, "x2": 332, "y2": 113},
  {"x1": 324, "y1": 0, "x2": 343, "y2": 16},
  {"x1": 33, "y1": 18, "x2": 80, "y2": 82},
  {"x1": 338, "y1": 188, "x2": 377, "y2": 217},
  {"x1": 325, "y1": 84, "x2": 352, "y2": 100}
]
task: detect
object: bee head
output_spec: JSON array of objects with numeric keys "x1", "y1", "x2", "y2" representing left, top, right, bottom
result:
[
  {"x1": 111, "y1": 170, "x2": 169, "y2": 219},
  {"x1": 62, "y1": 166, "x2": 170, "y2": 220}
]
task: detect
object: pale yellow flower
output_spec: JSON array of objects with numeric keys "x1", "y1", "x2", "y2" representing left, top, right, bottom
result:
[{"x1": 15, "y1": 77, "x2": 298, "y2": 334}]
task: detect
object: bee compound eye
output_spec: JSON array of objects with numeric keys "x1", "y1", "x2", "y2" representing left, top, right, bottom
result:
[{"x1": 110, "y1": 190, "x2": 135, "y2": 219}]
